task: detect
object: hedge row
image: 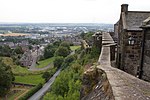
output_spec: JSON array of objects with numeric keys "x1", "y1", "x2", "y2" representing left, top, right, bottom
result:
[{"x1": 19, "y1": 83, "x2": 42, "y2": 100}]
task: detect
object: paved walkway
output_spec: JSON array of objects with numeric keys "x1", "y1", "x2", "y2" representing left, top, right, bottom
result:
[
  {"x1": 28, "y1": 69, "x2": 61, "y2": 100},
  {"x1": 97, "y1": 32, "x2": 150, "y2": 100}
]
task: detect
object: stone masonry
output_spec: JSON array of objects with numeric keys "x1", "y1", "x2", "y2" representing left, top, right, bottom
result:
[{"x1": 98, "y1": 32, "x2": 150, "y2": 100}]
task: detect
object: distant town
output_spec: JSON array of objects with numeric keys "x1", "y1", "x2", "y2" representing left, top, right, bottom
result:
[{"x1": 0, "y1": 23, "x2": 113, "y2": 99}]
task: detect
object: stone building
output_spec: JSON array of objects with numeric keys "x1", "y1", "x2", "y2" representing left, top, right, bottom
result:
[
  {"x1": 20, "y1": 51, "x2": 33, "y2": 67},
  {"x1": 115, "y1": 4, "x2": 150, "y2": 80},
  {"x1": 140, "y1": 17, "x2": 150, "y2": 81}
]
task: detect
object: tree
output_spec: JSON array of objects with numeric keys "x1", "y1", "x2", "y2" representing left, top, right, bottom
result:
[
  {"x1": 62, "y1": 55, "x2": 76, "y2": 69},
  {"x1": 13, "y1": 46, "x2": 24, "y2": 54},
  {"x1": 28, "y1": 45, "x2": 33, "y2": 50},
  {"x1": 0, "y1": 45, "x2": 12, "y2": 57},
  {"x1": 55, "y1": 46, "x2": 70, "y2": 57},
  {"x1": 44, "y1": 44, "x2": 56, "y2": 59},
  {"x1": 60, "y1": 42, "x2": 71, "y2": 50},
  {"x1": 0, "y1": 59, "x2": 14, "y2": 97},
  {"x1": 53, "y1": 41, "x2": 61, "y2": 47},
  {"x1": 42, "y1": 72, "x2": 51, "y2": 82},
  {"x1": 53, "y1": 56, "x2": 64, "y2": 69}
]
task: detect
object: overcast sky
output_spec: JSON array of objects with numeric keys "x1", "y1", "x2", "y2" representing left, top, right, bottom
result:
[{"x1": 0, "y1": 0, "x2": 149, "y2": 24}]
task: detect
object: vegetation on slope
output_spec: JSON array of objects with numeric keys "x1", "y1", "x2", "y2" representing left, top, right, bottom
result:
[
  {"x1": 43, "y1": 32, "x2": 101, "y2": 100},
  {"x1": 0, "y1": 59, "x2": 14, "y2": 97},
  {"x1": 36, "y1": 57, "x2": 55, "y2": 68}
]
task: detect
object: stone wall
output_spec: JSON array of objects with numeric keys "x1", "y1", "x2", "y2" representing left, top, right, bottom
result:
[
  {"x1": 142, "y1": 29, "x2": 150, "y2": 81},
  {"x1": 123, "y1": 31, "x2": 142, "y2": 76},
  {"x1": 114, "y1": 22, "x2": 119, "y2": 42}
]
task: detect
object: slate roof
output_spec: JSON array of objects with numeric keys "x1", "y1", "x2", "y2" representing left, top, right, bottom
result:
[
  {"x1": 124, "y1": 11, "x2": 150, "y2": 31},
  {"x1": 141, "y1": 16, "x2": 150, "y2": 28}
]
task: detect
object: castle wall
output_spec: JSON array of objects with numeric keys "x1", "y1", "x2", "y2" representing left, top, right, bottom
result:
[
  {"x1": 123, "y1": 31, "x2": 142, "y2": 76},
  {"x1": 142, "y1": 29, "x2": 150, "y2": 81}
]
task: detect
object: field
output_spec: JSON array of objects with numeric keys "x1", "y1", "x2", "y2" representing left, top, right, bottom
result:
[
  {"x1": 1, "y1": 56, "x2": 56, "y2": 99},
  {"x1": 15, "y1": 74, "x2": 44, "y2": 85},
  {"x1": 0, "y1": 86, "x2": 31, "y2": 100},
  {"x1": 2, "y1": 57, "x2": 31, "y2": 75},
  {"x1": 1, "y1": 33, "x2": 31, "y2": 37},
  {"x1": 36, "y1": 57, "x2": 54, "y2": 68}
]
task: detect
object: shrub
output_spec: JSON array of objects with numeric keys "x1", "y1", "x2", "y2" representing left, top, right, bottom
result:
[
  {"x1": 54, "y1": 46, "x2": 70, "y2": 57},
  {"x1": 53, "y1": 56, "x2": 64, "y2": 69},
  {"x1": 42, "y1": 72, "x2": 51, "y2": 82},
  {"x1": 19, "y1": 83, "x2": 42, "y2": 100}
]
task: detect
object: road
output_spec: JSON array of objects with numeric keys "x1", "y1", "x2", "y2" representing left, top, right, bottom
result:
[{"x1": 28, "y1": 69, "x2": 61, "y2": 100}]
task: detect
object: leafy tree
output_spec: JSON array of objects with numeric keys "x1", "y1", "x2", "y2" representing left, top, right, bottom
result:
[
  {"x1": 28, "y1": 39, "x2": 40, "y2": 45},
  {"x1": 90, "y1": 46, "x2": 101, "y2": 59},
  {"x1": 0, "y1": 59, "x2": 14, "y2": 97},
  {"x1": 60, "y1": 42, "x2": 71, "y2": 50},
  {"x1": 53, "y1": 41, "x2": 62, "y2": 47},
  {"x1": 28, "y1": 45, "x2": 33, "y2": 50},
  {"x1": 55, "y1": 46, "x2": 70, "y2": 57},
  {"x1": 0, "y1": 45, "x2": 12, "y2": 57},
  {"x1": 62, "y1": 55, "x2": 76, "y2": 69},
  {"x1": 13, "y1": 46, "x2": 24, "y2": 54},
  {"x1": 53, "y1": 56, "x2": 64, "y2": 69},
  {"x1": 42, "y1": 72, "x2": 51, "y2": 82},
  {"x1": 44, "y1": 44, "x2": 56, "y2": 59}
]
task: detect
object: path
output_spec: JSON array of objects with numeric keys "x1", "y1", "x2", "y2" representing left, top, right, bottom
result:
[
  {"x1": 28, "y1": 50, "x2": 52, "y2": 71},
  {"x1": 28, "y1": 69, "x2": 61, "y2": 100},
  {"x1": 97, "y1": 32, "x2": 150, "y2": 100},
  {"x1": 14, "y1": 89, "x2": 29, "y2": 100},
  {"x1": 28, "y1": 63, "x2": 52, "y2": 71}
]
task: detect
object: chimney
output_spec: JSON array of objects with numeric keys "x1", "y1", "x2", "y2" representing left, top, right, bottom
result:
[{"x1": 121, "y1": 4, "x2": 128, "y2": 13}]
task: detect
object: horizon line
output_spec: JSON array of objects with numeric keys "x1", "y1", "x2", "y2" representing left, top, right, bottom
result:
[{"x1": 0, "y1": 22, "x2": 113, "y2": 24}]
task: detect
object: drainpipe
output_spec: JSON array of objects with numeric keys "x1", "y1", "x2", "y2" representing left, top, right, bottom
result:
[{"x1": 139, "y1": 29, "x2": 145, "y2": 79}]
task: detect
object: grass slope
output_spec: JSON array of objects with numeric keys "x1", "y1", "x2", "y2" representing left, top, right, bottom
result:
[
  {"x1": 70, "y1": 46, "x2": 81, "y2": 51},
  {"x1": 36, "y1": 57, "x2": 54, "y2": 68},
  {"x1": 15, "y1": 74, "x2": 44, "y2": 85}
]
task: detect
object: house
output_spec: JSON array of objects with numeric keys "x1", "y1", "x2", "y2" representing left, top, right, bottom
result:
[
  {"x1": 115, "y1": 4, "x2": 150, "y2": 81},
  {"x1": 19, "y1": 51, "x2": 33, "y2": 67}
]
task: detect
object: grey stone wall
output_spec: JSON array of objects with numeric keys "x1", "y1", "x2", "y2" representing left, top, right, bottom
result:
[
  {"x1": 117, "y1": 30, "x2": 142, "y2": 76},
  {"x1": 123, "y1": 31, "x2": 142, "y2": 76},
  {"x1": 142, "y1": 30, "x2": 150, "y2": 81}
]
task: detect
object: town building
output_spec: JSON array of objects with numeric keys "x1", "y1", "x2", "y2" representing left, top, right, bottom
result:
[
  {"x1": 19, "y1": 51, "x2": 33, "y2": 67},
  {"x1": 115, "y1": 4, "x2": 150, "y2": 81}
]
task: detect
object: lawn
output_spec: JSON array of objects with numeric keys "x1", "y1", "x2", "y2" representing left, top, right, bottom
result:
[
  {"x1": 1, "y1": 57, "x2": 32, "y2": 75},
  {"x1": 12, "y1": 65, "x2": 31, "y2": 75},
  {"x1": 36, "y1": 57, "x2": 55, "y2": 68},
  {"x1": 70, "y1": 45, "x2": 81, "y2": 51},
  {"x1": 8, "y1": 89, "x2": 29, "y2": 100},
  {"x1": 0, "y1": 87, "x2": 31, "y2": 100},
  {"x1": 15, "y1": 74, "x2": 44, "y2": 85}
]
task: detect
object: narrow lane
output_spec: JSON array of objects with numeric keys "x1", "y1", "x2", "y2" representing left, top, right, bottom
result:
[{"x1": 28, "y1": 69, "x2": 61, "y2": 100}]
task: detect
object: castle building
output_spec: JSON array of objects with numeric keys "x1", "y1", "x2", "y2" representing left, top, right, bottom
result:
[
  {"x1": 115, "y1": 4, "x2": 150, "y2": 81},
  {"x1": 140, "y1": 18, "x2": 150, "y2": 81}
]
